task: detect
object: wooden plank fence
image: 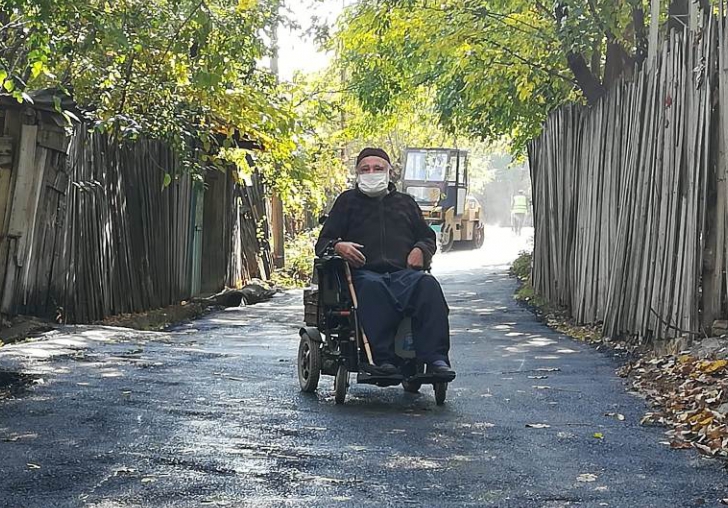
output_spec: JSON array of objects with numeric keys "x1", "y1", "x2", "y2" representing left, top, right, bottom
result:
[
  {"x1": 0, "y1": 113, "x2": 273, "y2": 324},
  {"x1": 529, "y1": 4, "x2": 719, "y2": 342}
]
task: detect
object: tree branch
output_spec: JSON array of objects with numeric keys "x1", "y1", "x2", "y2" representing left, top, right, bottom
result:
[
  {"x1": 553, "y1": 4, "x2": 605, "y2": 103},
  {"x1": 159, "y1": 0, "x2": 206, "y2": 64},
  {"x1": 293, "y1": 81, "x2": 359, "y2": 108},
  {"x1": 468, "y1": 8, "x2": 558, "y2": 44},
  {"x1": 414, "y1": 3, "x2": 558, "y2": 44},
  {"x1": 118, "y1": 53, "x2": 136, "y2": 115},
  {"x1": 534, "y1": 1, "x2": 556, "y2": 20},
  {"x1": 585, "y1": 0, "x2": 617, "y2": 42},
  {"x1": 473, "y1": 34, "x2": 578, "y2": 86}
]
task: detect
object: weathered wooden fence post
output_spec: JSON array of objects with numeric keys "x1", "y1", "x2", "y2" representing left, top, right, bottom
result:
[{"x1": 0, "y1": 112, "x2": 38, "y2": 314}]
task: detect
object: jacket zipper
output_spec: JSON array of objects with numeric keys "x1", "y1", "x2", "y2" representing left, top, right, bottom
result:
[{"x1": 379, "y1": 198, "x2": 387, "y2": 265}]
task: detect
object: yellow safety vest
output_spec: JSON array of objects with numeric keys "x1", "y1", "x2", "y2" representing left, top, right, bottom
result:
[{"x1": 512, "y1": 195, "x2": 528, "y2": 214}]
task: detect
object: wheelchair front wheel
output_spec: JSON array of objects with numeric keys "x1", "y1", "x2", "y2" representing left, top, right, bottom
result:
[
  {"x1": 298, "y1": 333, "x2": 321, "y2": 393},
  {"x1": 402, "y1": 379, "x2": 422, "y2": 393},
  {"x1": 334, "y1": 365, "x2": 348, "y2": 404},
  {"x1": 434, "y1": 382, "x2": 447, "y2": 405},
  {"x1": 402, "y1": 363, "x2": 424, "y2": 393}
]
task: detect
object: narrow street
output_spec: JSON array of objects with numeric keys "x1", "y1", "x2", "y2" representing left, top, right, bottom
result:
[{"x1": 1, "y1": 227, "x2": 726, "y2": 508}]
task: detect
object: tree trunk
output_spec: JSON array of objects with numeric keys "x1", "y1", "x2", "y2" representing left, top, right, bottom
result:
[
  {"x1": 591, "y1": 39, "x2": 602, "y2": 77},
  {"x1": 632, "y1": 4, "x2": 648, "y2": 64},
  {"x1": 565, "y1": 52, "x2": 606, "y2": 104},
  {"x1": 554, "y1": 2, "x2": 606, "y2": 104},
  {"x1": 604, "y1": 41, "x2": 634, "y2": 88}
]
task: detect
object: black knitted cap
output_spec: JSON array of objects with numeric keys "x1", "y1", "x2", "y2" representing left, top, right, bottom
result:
[{"x1": 356, "y1": 147, "x2": 391, "y2": 166}]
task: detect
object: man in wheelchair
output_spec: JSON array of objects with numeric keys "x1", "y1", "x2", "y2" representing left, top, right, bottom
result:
[{"x1": 315, "y1": 147, "x2": 455, "y2": 379}]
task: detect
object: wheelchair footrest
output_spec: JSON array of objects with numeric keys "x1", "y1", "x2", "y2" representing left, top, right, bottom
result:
[
  {"x1": 407, "y1": 372, "x2": 456, "y2": 384},
  {"x1": 357, "y1": 372, "x2": 404, "y2": 387}
]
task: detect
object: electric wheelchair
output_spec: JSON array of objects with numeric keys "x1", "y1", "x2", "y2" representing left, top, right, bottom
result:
[{"x1": 297, "y1": 249, "x2": 455, "y2": 405}]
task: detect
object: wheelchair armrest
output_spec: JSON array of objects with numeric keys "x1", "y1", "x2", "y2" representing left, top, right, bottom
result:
[
  {"x1": 319, "y1": 239, "x2": 340, "y2": 258},
  {"x1": 312, "y1": 243, "x2": 343, "y2": 283},
  {"x1": 314, "y1": 254, "x2": 351, "y2": 308},
  {"x1": 316, "y1": 253, "x2": 344, "y2": 264}
]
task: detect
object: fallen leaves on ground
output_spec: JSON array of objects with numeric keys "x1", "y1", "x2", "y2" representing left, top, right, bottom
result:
[
  {"x1": 621, "y1": 353, "x2": 728, "y2": 457},
  {"x1": 546, "y1": 318, "x2": 603, "y2": 344},
  {"x1": 100, "y1": 301, "x2": 210, "y2": 332}
]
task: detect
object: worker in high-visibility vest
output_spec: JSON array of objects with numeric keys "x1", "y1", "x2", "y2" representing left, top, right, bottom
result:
[{"x1": 511, "y1": 190, "x2": 529, "y2": 236}]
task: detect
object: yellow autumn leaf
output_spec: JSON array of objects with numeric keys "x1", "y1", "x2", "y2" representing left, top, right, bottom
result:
[
  {"x1": 689, "y1": 410, "x2": 712, "y2": 425},
  {"x1": 237, "y1": 0, "x2": 257, "y2": 11},
  {"x1": 698, "y1": 416, "x2": 714, "y2": 427},
  {"x1": 701, "y1": 359, "x2": 728, "y2": 374}
]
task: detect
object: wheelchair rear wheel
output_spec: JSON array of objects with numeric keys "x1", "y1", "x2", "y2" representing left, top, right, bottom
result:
[
  {"x1": 334, "y1": 365, "x2": 348, "y2": 404},
  {"x1": 434, "y1": 382, "x2": 447, "y2": 405},
  {"x1": 298, "y1": 333, "x2": 321, "y2": 393}
]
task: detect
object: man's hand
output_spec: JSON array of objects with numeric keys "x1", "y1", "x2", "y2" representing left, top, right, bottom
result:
[
  {"x1": 407, "y1": 247, "x2": 425, "y2": 270},
  {"x1": 335, "y1": 241, "x2": 366, "y2": 268}
]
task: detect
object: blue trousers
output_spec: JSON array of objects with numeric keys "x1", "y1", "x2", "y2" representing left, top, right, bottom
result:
[{"x1": 352, "y1": 269, "x2": 450, "y2": 364}]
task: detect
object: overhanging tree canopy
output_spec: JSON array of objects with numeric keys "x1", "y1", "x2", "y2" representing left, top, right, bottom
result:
[
  {"x1": 335, "y1": 0, "x2": 656, "y2": 150},
  {"x1": 0, "y1": 0, "x2": 347, "y2": 214}
]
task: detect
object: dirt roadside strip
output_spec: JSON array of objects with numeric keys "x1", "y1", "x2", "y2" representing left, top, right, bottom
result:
[
  {"x1": 0, "y1": 301, "x2": 211, "y2": 348},
  {"x1": 511, "y1": 250, "x2": 728, "y2": 461},
  {"x1": 0, "y1": 282, "x2": 281, "y2": 347}
]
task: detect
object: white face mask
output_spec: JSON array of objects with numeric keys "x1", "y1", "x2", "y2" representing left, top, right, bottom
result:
[{"x1": 357, "y1": 172, "x2": 390, "y2": 197}]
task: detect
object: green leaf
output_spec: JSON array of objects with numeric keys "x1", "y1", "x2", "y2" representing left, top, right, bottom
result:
[
  {"x1": 30, "y1": 61, "x2": 44, "y2": 80},
  {"x1": 162, "y1": 173, "x2": 172, "y2": 189}
]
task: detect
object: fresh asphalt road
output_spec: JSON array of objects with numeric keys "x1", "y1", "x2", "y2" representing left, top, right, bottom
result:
[{"x1": 1, "y1": 227, "x2": 726, "y2": 508}]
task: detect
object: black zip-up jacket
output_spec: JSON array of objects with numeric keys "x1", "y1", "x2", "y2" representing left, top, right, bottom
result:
[{"x1": 315, "y1": 184, "x2": 437, "y2": 273}]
